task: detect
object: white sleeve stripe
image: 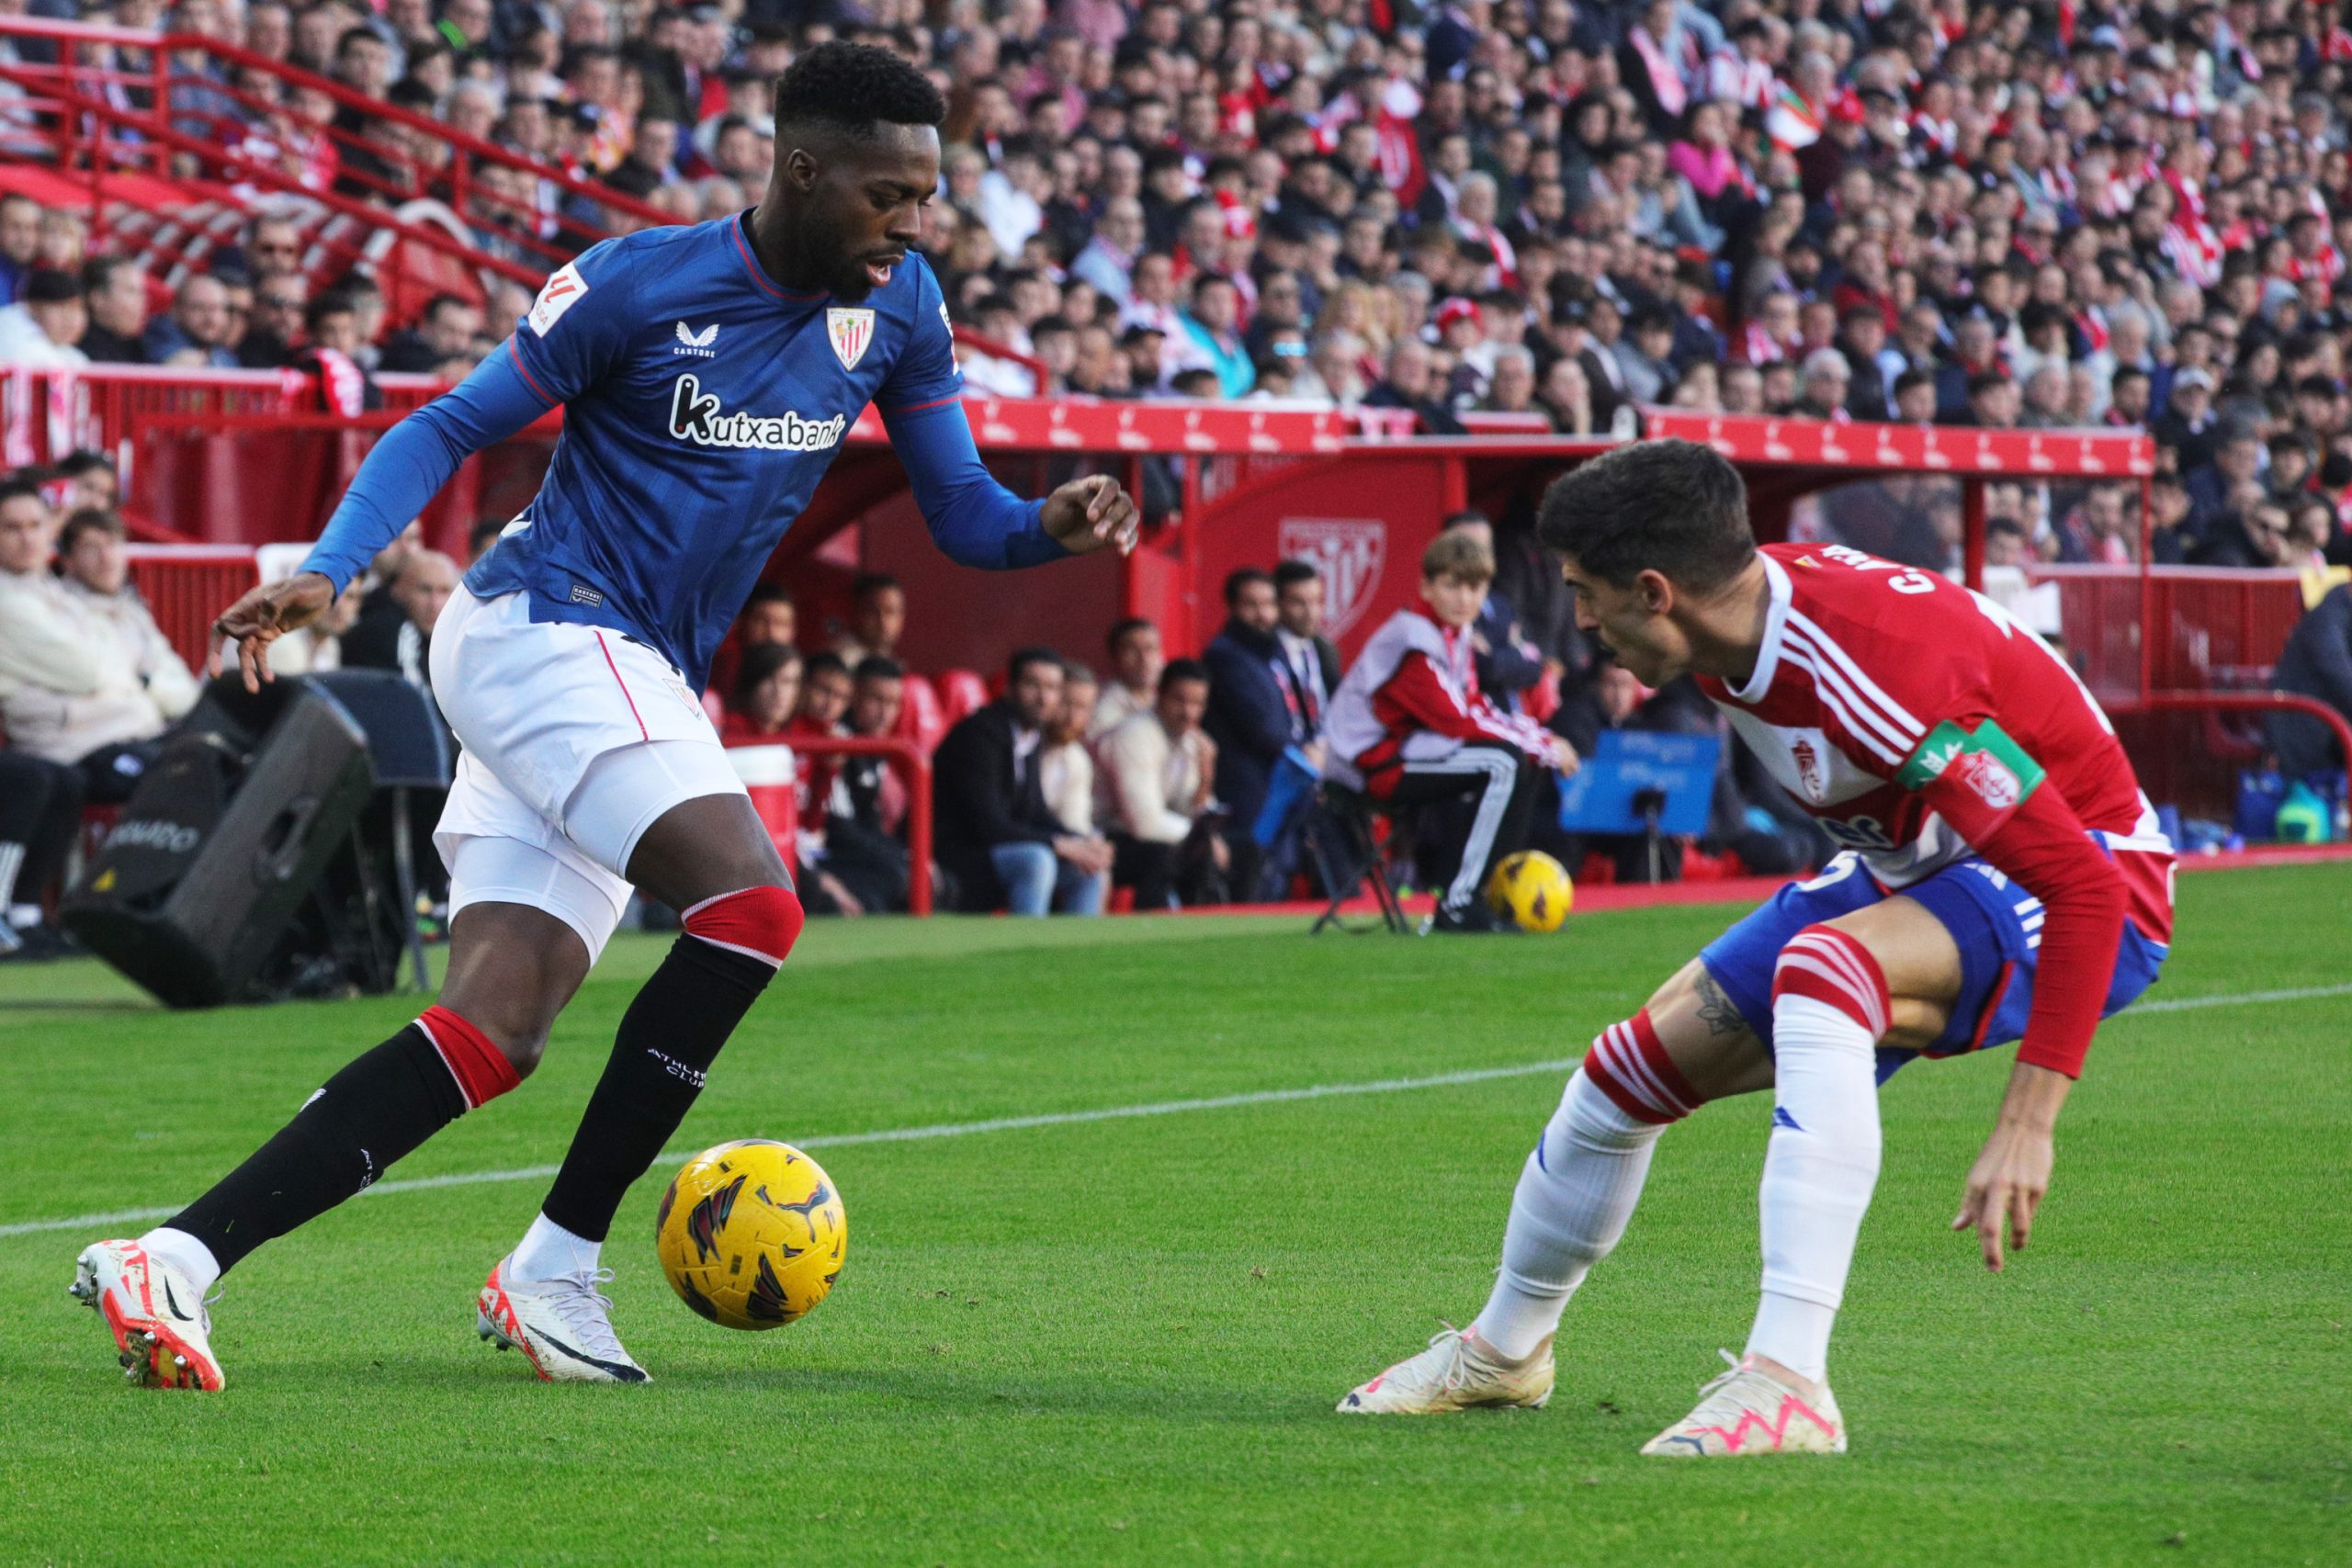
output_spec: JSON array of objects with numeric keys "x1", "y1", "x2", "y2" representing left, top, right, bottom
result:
[
  {"x1": 1781, "y1": 649, "x2": 1908, "y2": 764},
  {"x1": 1783, "y1": 609, "x2": 1927, "y2": 738},
  {"x1": 1781, "y1": 624, "x2": 1924, "y2": 748}
]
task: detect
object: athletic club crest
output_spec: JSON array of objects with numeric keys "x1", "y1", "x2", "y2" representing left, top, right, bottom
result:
[
  {"x1": 1276, "y1": 517, "x2": 1386, "y2": 637},
  {"x1": 826, "y1": 308, "x2": 875, "y2": 371}
]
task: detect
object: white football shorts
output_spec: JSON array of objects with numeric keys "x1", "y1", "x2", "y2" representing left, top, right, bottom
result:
[{"x1": 428, "y1": 583, "x2": 746, "y2": 962}]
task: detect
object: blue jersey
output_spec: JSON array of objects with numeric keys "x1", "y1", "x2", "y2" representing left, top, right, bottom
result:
[{"x1": 300, "y1": 212, "x2": 1061, "y2": 687}]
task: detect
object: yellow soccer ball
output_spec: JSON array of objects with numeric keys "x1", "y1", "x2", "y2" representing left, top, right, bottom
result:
[
  {"x1": 1487, "y1": 850, "x2": 1575, "y2": 932},
  {"x1": 654, "y1": 1140, "x2": 846, "y2": 1331}
]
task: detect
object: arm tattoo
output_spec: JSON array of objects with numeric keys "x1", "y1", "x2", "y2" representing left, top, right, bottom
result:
[{"x1": 1693, "y1": 970, "x2": 1747, "y2": 1038}]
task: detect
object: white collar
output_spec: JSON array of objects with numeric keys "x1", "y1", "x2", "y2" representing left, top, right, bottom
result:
[{"x1": 1724, "y1": 552, "x2": 1792, "y2": 705}]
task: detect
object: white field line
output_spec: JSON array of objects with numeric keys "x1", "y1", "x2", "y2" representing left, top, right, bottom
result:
[{"x1": 6, "y1": 980, "x2": 2347, "y2": 1243}]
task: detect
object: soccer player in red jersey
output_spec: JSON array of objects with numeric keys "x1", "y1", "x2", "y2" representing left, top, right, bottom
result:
[{"x1": 1339, "y1": 440, "x2": 2173, "y2": 1454}]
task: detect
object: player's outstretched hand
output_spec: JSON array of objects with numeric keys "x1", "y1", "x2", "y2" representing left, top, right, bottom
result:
[
  {"x1": 1951, "y1": 1114, "x2": 2055, "y2": 1272},
  {"x1": 210, "y1": 570, "x2": 336, "y2": 693},
  {"x1": 1042, "y1": 473, "x2": 1141, "y2": 557}
]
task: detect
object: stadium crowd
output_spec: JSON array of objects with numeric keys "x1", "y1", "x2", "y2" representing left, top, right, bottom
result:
[
  {"x1": 7, "y1": 0, "x2": 2352, "y2": 938},
  {"x1": 1, "y1": 0, "x2": 2351, "y2": 570}
]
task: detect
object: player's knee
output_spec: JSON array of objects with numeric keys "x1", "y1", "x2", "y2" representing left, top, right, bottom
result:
[
  {"x1": 1577, "y1": 1009, "x2": 1702, "y2": 1127},
  {"x1": 682, "y1": 882, "x2": 805, "y2": 971},
  {"x1": 415, "y1": 1004, "x2": 526, "y2": 1107},
  {"x1": 1771, "y1": 923, "x2": 1891, "y2": 1039}
]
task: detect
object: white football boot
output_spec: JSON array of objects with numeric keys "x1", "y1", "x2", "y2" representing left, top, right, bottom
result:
[
  {"x1": 475, "y1": 1257, "x2": 650, "y2": 1383},
  {"x1": 71, "y1": 1239, "x2": 225, "y2": 1392},
  {"x1": 1337, "y1": 1324, "x2": 1555, "y2": 1414},
  {"x1": 1640, "y1": 1352, "x2": 1847, "y2": 1456}
]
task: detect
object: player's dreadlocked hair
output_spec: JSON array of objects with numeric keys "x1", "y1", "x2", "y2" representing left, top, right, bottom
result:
[
  {"x1": 773, "y1": 41, "x2": 945, "y2": 136},
  {"x1": 1536, "y1": 438, "x2": 1757, "y2": 592}
]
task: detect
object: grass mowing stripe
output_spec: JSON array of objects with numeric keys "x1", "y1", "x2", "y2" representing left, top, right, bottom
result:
[
  {"x1": 7, "y1": 977, "x2": 2344, "y2": 1245},
  {"x1": 0, "y1": 1056, "x2": 1580, "y2": 1240}
]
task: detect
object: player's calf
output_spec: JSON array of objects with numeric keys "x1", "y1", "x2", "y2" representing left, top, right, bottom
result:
[{"x1": 1745, "y1": 924, "x2": 1888, "y2": 1392}]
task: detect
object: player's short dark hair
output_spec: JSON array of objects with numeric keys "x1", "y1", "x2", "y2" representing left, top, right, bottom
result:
[
  {"x1": 850, "y1": 571, "x2": 900, "y2": 601},
  {"x1": 1893, "y1": 367, "x2": 1937, "y2": 399},
  {"x1": 57, "y1": 505, "x2": 122, "y2": 555},
  {"x1": 1222, "y1": 566, "x2": 1273, "y2": 607},
  {"x1": 1272, "y1": 558, "x2": 1320, "y2": 591},
  {"x1": 804, "y1": 650, "x2": 851, "y2": 682},
  {"x1": 853, "y1": 655, "x2": 903, "y2": 683},
  {"x1": 1536, "y1": 439, "x2": 1756, "y2": 592},
  {"x1": 1105, "y1": 615, "x2": 1156, "y2": 652},
  {"x1": 1159, "y1": 657, "x2": 1210, "y2": 694},
  {"x1": 773, "y1": 40, "x2": 944, "y2": 137},
  {"x1": 1007, "y1": 645, "x2": 1063, "y2": 683}
]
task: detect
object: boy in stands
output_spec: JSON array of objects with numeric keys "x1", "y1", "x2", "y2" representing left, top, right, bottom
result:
[
  {"x1": 1339, "y1": 440, "x2": 2173, "y2": 1452},
  {"x1": 1322, "y1": 531, "x2": 1577, "y2": 932}
]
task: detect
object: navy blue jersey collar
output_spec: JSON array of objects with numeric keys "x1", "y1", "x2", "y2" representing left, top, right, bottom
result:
[{"x1": 732, "y1": 210, "x2": 830, "y2": 305}]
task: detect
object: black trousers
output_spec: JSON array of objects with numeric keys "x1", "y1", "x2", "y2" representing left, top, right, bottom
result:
[
  {"x1": 1385, "y1": 741, "x2": 1544, "y2": 911},
  {"x1": 1111, "y1": 824, "x2": 1229, "y2": 909},
  {"x1": 0, "y1": 751, "x2": 85, "y2": 914}
]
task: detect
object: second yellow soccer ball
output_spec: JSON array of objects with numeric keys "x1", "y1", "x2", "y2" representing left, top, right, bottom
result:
[
  {"x1": 654, "y1": 1140, "x2": 846, "y2": 1331},
  {"x1": 1487, "y1": 850, "x2": 1575, "y2": 932}
]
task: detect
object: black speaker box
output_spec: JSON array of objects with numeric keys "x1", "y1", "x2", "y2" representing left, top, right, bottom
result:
[{"x1": 61, "y1": 677, "x2": 398, "y2": 1008}]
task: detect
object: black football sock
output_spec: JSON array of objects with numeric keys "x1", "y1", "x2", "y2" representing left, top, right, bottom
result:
[
  {"x1": 165, "y1": 1024, "x2": 471, "y2": 1276},
  {"x1": 538, "y1": 936, "x2": 778, "y2": 1243}
]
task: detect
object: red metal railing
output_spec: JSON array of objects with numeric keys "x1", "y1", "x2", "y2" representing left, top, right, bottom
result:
[
  {"x1": 0, "y1": 16, "x2": 675, "y2": 304},
  {"x1": 785, "y1": 736, "x2": 936, "y2": 916}
]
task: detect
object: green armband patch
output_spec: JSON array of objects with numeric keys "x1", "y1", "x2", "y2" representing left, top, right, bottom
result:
[{"x1": 1896, "y1": 718, "x2": 2048, "y2": 810}]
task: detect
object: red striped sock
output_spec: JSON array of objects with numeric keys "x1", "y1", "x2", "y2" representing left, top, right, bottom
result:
[
  {"x1": 416, "y1": 1004, "x2": 521, "y2": 1110},
  {"x1": 1579, "y1": 1009, "x2": 1703, "y2": 1125},
  {"x1": 1771, "y1": 926, "x2": 1890, "y2": 1038}
]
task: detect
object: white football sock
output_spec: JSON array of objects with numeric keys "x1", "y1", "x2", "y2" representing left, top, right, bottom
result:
[
  {"x1": 511, "y1": 1212, "x2": 602, "y2": 1283},
  {"x1": 8, "y1": 902, "x2": 41, "y2": 930},
  {"x1": 1746, "y1": 991, "x2": 1883, "y2": 1385},
  {"x1": 137, "y1": 1226, "x2": 222, "y2": 1295},
  {"x1": 1472, "y1": 1070, "x2": 1661, "y2": 1360}
]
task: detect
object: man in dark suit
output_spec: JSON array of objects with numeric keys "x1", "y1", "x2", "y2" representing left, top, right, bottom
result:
[
  {"x1": 1272, "y1": 559, "x2": 1341, "y2": 711},
  {"x1": 931, "y1": 648, "x2": 1111, "y2": 915},
  {"x1": 1204, "y1": 568, "x2": 1309, "y2": 897}
]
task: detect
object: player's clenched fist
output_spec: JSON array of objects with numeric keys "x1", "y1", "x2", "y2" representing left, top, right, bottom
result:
[
  {"x1": 210, "y1": 570, "x2": 336, "y2": 692},
  {"x1": 1041, "y1": 473, "x2": 1141, "y2": 557}
]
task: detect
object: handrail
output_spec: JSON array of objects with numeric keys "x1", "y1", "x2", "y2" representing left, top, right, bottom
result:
[
  {"x1": 729, "y1": 735, "x2": 935, "y2": 917},
  {"x1": 0, "y1": 56, "x2": 551, "y2": 288},
  {"x1": 0, "y1": 16, "x2": 673, "y2": 234}
]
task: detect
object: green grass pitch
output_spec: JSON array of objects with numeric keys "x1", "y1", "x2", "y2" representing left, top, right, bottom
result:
[{"x1": 3, "y1": 863, "x2": 2347, "y2": 1566}]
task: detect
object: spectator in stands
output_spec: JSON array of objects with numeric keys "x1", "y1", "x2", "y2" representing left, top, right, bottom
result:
[
  {"x1": 0, "y1": 746, "x2": 84, "y2": 961},
  {"x1": 1037, "y1": 662, "x2": 1101, "y2": 839},
  {"x1": 55, "y1": 506, "x2": 199, "y2": 712},
  {"x1": 378, "y1": 293, "x2": 484, "y2": 376},
  {"x1": 719, "y1": 643, "x2": 801, "y2": 745},
  {"x1": 803, "y1": 656, "x2": 914, "y2": 917},
  {"x1": 54, "y1": 450, "x2": 118, "y2": 513},
  {"x1": 0, "y1": 269, "x2": 88, "y2": 367},
  {"x1": 146, "y1": 275, "x2": 240, "y2": 369},
  {"x1": 1272, "y1": 559, "x2": 1340, "y2": 733},
  {"x1": 1177, "y1": 272, "x2": 1252, "y2": 399},
  {"x1": 1321, "y1": 530, "x2": 1572, "y2": 932},
  {"x1": 288, "y1": 289, "x2": 382, "y2": 413},
  {"x1": 1099, "y1": 658, "x2": 1228, "y2": 909},
  {"x1": 77, "y1": 256, "x2": 153, "y2": 364},
  {"x1": 239, "y1": 274, "x2": 306, "y2": 368},
  {"x1": 1439, "y1": 511, "x2": 1545, "y2": 714},
  {"x1": 2267, "y1": 583, "x2": 2352, "y2": 780},
  {"x1": 737, "y1": 581, "x2": 797, "y2": 652},
  {"x1": 1091, "y1": 615, "x2": 1162, "y2": 738},
  {"x1": 343, "y1": 546, "x2": 454, "y2": 700},
  {"x1": 1203, "y1": 566, "x2": 1306, "y2": 897},
  {"x1": 933, "y1": 648, "x2": 1110, "y2": 916},
  {"x1": 1362, "y1": 337, "x2": 1466, "y2": 434},
  {"x1": 0, "y1": 195, "x2": 39, "y2": 305},
  {"x1": 831, "y1": 572, "x2": 906, "y2": 667},
  {"x1": 0, "y1": 481, "x2": 182, "y2": 803}
]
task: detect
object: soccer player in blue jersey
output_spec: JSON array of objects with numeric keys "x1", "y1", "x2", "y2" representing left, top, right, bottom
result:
[{"x1": 70, "y1": 44, "x2": 1139, "y2": 1391}]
